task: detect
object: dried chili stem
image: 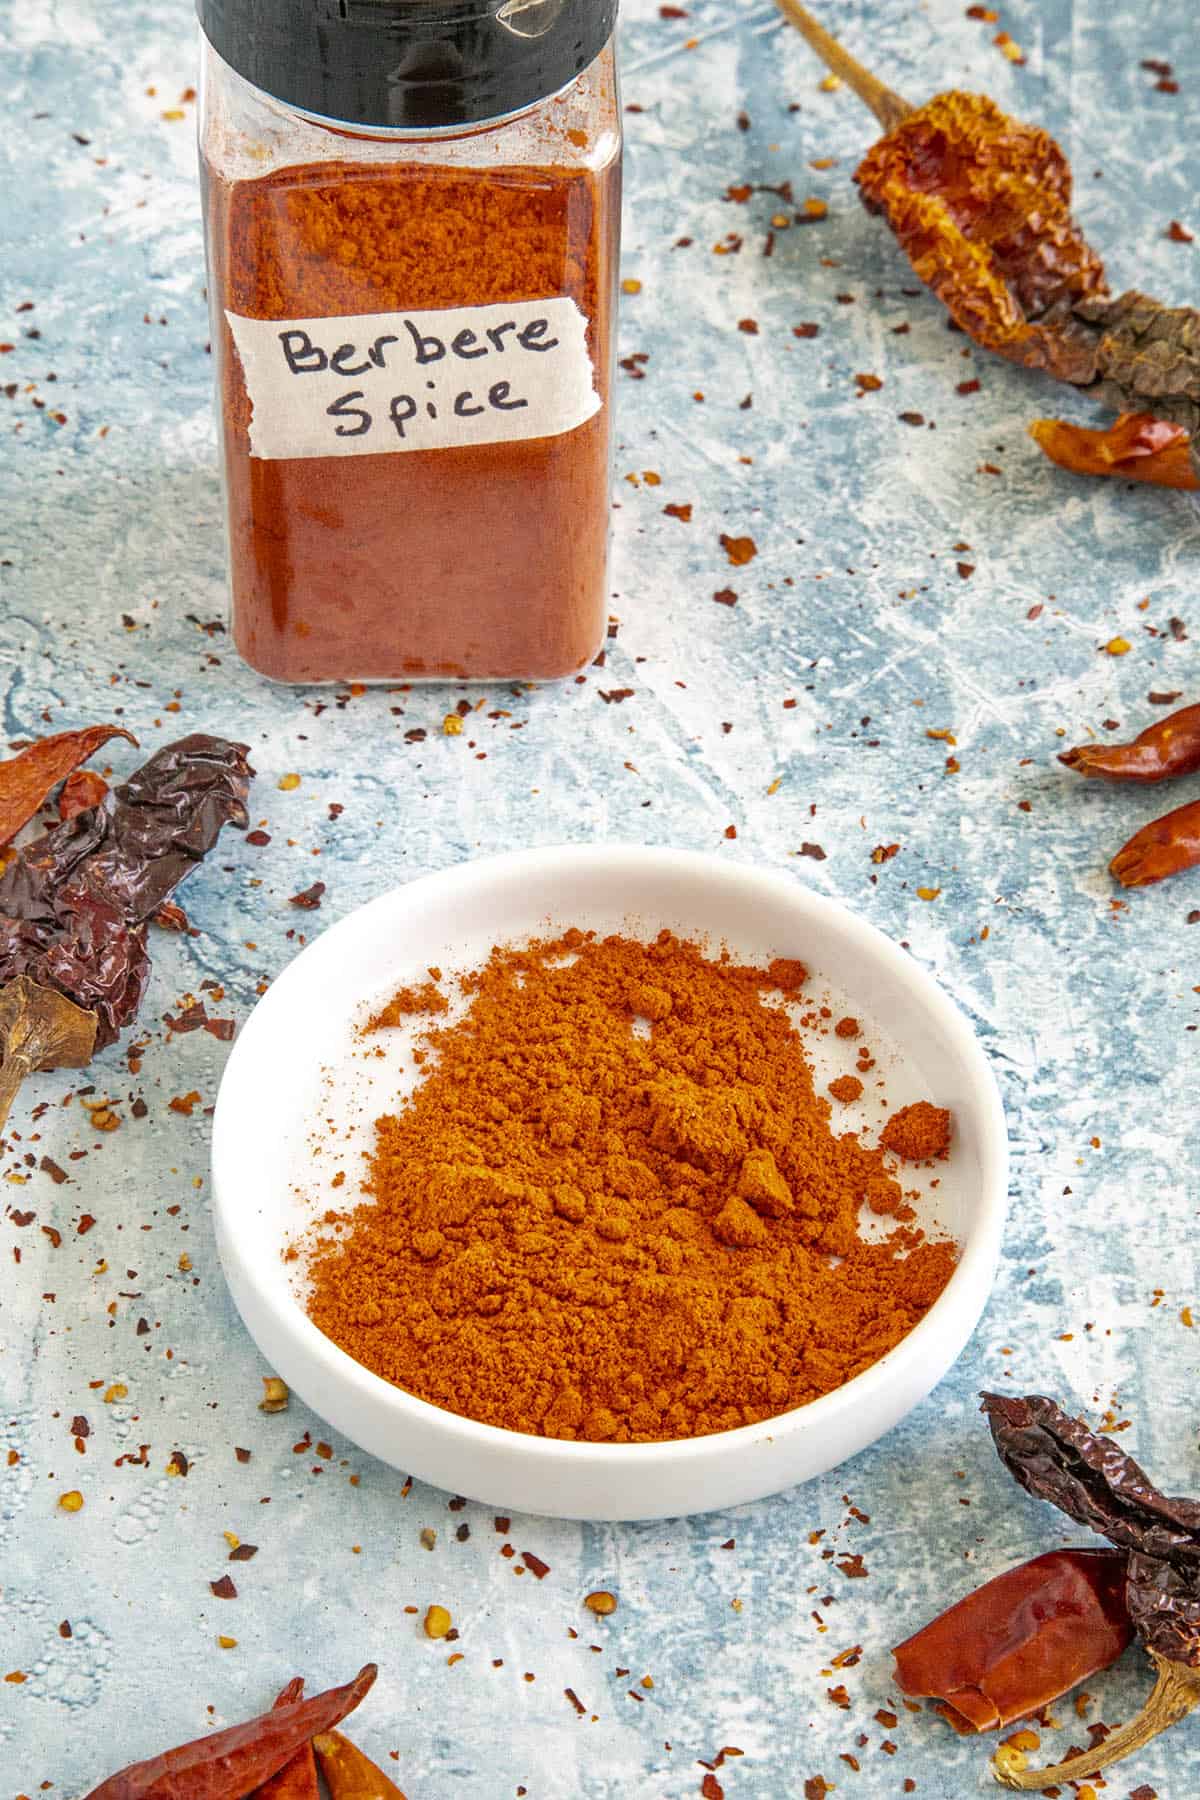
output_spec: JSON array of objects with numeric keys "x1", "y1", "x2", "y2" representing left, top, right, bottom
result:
[
  {"x1": 994, "y1": 1650, "x2": 1200, "y2": 1788},
  {"x1": 773, "y1": 0, "x2": 912, "y2": 130}
]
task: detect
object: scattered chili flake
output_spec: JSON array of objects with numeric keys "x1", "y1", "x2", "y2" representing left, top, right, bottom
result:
[
  {"x1": 621, "y1": 278, "x2": 642, "y2": 296},
  {"x1": 899, "y1": 411, "x2": 925, "y2": 426},
  {"x1": 166, "y1": 1449, "x2": 189, "y2": 1477},
  {"x1": 259, "y1": 1375, "x2": 289, "y2": 1412},
  {"x1": 58, "y1": 1490, "x2": 83, "y2": 1512},
  {"x1": 523, "y1": 1552, "x2": 551, "y2": 1580},
  {"x1": 4, "y1": 1670, "x2": 27, "y2": 1684},
  {"x1": 804, "y1": 1780, "x2": 835, "y2": 1800},
  {"x1": 855, "y1": 372, "x2": 883, "y2": 392},
  {"x1": 289, "y1": 881, "x2": 326, "y2": 909},
  {"x1": 713, "y1": 589, "x2": 738, "y2": 607},
  {"x1": 871, "y1": 843, "x2": 900, "y2": 863},
  {"x1": 39, "y1": 1158, "x2": 67, "y2": 1185},
  {"x1": 700, "y1": 1777, "x2": 724, "y2": 1800},
  {"x1": 424, "y1": 1604, "x2": 452, "y2": 1639},
  {"x1": 168, "y1": 1091, "x2": 201, "y2": 1116},
  {"x1": 664, "y1": 503, "x2": 693, "y2": 521},
  {"x1": 956, "y1": 377, "x2": 982, "y2": 396},
  {"x1": 797, "y1": 842, "x2": 826, "y2": 861},
  {"x1": 836, "y1": 1553, "x2": 869, "y2": 1578},
  {"x1": 584, "y1": 1590, "x2": 618, "y2": 1615},
  {"x1": 1166, "y1": 220, "x2": 1195, "y2": 243},
  {"x1": 793, "y1": 322, "x2": 821, "y2": 338},
  {"x1": 720, "y1": 534, "x2": 757, "y2": 566},
  {"x1": 1104, "y1": 637, "x2": 1132, "y2": 656},
  {"x1": 235, "y1": 1446, "x2": 251, "y2": 1463},
  {"x1": 229, "y1": 1542, "x2": 258, "y2": 1561},
  {"x1": 277, "y1": 772, "x2": 301, "y2": 791},
  {"x1": 957, "y1": 561, "x2": 976, "y2": 579},
  {"x1": 217, "y1": 1635, "x2": 238, "y2": 1649},
  {"x1": 494, "y1": 1516, "x2": 511, "y2": 1533},
  {"x1": 420, "y1": 1527, "x2": 437, "y2": 1551}
]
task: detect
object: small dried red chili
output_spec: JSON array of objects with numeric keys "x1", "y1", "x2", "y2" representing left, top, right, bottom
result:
[
  {"x1": 1030, "y1": 413, "x2": 1199, "y2": 491},
  {"x1": 84, "y1": 1663, "x2": 375, "y2": 1800},
  {"x1": 892, "y1": 1548, "x2": 1132, "y2": 1733},
  {"x1": 1061, "y1": 701, "x2": 1200, "y2": 783},
  {"x1": 1109, "y1": 796, "x2": 1200, "y2": 887},
  {"x1": 252, "y1": 1678, "x2": 318, "y2": 1800}
]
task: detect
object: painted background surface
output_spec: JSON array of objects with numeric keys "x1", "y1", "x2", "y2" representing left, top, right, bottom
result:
[{"x1": 2, "y1": 0, "x2": 1198, "y2": 1793}]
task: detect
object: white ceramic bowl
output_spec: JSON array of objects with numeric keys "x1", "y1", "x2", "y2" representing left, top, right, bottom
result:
[{"x1": 211, "y1": 845, "x2": 1006, "y2": 1520}]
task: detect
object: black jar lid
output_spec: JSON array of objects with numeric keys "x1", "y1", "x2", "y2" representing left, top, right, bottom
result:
[{"x1": 198, "y1": 0, "x2": 617, "y2": 130}]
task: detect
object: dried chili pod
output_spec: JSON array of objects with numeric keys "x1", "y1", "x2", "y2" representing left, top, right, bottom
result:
[
  {"x1": 252, "y1": 1678, "x2": 318, "y2": 1800},
  {"x1": 774, "y1": 3, "x2": 1200, "y2": 470},
  {"x1": 982, "y1": 1393, "x2": 1200, "y2": 1788},
  {"x1": 0, "y1": 734, "x2": 252, "y2": 1047},
  {"x1": 893, "y1": 1548, "x2": 1132, "y2": 1733},
  {"x1": 313, "y1": 1730, "x2": 410, "y2": 1800},
  {"x1": 84, "y1": 1663, "x2": 376, "y2": 1800},
  {"x1": 1031, "y1": 413, "x2": 1199, "y2": 491},
  {"x1": 0, "y1": 724, "x2": 136, "y2": 848},
  {"x1": 1109, "y1": 797, "x2": 1200, "y2": 888},
  {"x1": 1061, "y1": 701, "x2": 1200, "y2": 785}
]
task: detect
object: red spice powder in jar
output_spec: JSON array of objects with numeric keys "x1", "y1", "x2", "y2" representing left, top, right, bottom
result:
[
  {"x1": 199, "y1": 0, "x2": 621, "y2": 685},
  {"x1": 207, "y1": 159, "x2": 617, "y2": 681}
]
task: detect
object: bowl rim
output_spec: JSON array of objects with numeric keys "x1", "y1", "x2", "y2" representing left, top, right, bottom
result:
[{"x1": 211, "y1": 843, "x2": 1008, "y2": 1466}]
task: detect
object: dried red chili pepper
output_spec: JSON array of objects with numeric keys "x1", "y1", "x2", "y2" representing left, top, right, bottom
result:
[
  {"x1": 313, "y1": 1730, "x2": 409, "y2": 1799},
  {"x1": 252, "y1": 1678, "x2": 318, "y2": 1800},
  {"x1": 84, "y1": 1663, "x2": 375, "y2": 1800},
  {"x1": 1061, "y1": 701, "x2": 1200, "y2": 784},
  {"x1": 892, "y1": 1548, "x2": 1132, "y2": 1733},
  {"x1": 1030, "y1": 413, "x2": 1199, "y2": 490},
  {"x1": 0, "y1": 724, "x2": 136, "y2": 847},
  {"x1": 774, "y1": 3, "x2": 1200, "y2": 475},
  {"x1": 1109, "y1": 797, "x2": 1200, "y2": 888},
  {"x1": 983, "y1": 1394, "x2": 1200, "y2": 1789}
]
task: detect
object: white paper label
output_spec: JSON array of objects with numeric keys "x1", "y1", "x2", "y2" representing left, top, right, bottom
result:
[{"x1": 225, "y1": 298, "x2": 600, "y2": 461}]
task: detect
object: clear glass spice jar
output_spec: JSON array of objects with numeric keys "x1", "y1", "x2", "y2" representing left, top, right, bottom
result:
[{"x1": 198, "y1": 0, "x2": 621, "y2": 683}]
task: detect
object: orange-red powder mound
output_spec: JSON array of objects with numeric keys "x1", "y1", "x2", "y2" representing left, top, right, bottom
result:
[{"x1": 304, "y1": 931, "x2": 957, "y2": 1442}]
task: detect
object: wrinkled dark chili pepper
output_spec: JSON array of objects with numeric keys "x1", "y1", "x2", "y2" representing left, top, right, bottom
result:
[
  {"x1": 0, "y1": 734, "x2": 252, "y2": 1046},
  {"x1": 84, "y1": 1664, "x2": 375, "y2": 1800},
  {"x1": 982, "y1": 1393, "x2": 1200, "y2": 1789},
  {"x1": 1109, "y1": 797, "x2": 1200, "y2": 888},
  {"x1": 1061, "y1": 701, "x2": 1200, "y2": 784},
  {"x1": 893, "y1": 1548, "x2": 1133, "y2": 1733},
  {"x1": 774, "y1": 2, "x2": 1200, "y2": 480}
]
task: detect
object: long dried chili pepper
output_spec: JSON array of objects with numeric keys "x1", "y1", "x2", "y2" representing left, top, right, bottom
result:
[
  {"x1": 893, "y1": 1548, "x2": 1133, "y2": 1733},
  {"x1": 1030, "y1": 414, "x2": 1199, "y2": 490},
  {"x1": 1061, "y1": 700, "x2": 1200, "y2": 784},
  {"x1": 84, "y1": 1664, "x2": 376, "y2": 1800},
  {"x1": 251, "y1": 1679, "x2": 318, "y2": 1800},
  {"x1": 1109, "y1": 796, "x2": 1200, "y2": 888},
  {"x1": 1065, "y1": 705, "x2": 1200, "y2": 787},
  {"x1": 982, "y1": 1394, "x2": 1200, "y2": 1789},
  {"x1": 774, "y1": 2, "x2": 1200, "y2": 479}
]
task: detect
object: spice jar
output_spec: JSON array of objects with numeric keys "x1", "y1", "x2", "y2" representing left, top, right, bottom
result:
[{"x1": 198, "y1": 0, "x2": 621, "y2": 683}]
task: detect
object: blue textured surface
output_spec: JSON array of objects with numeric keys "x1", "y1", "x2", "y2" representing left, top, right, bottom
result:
[{"x1": 3, "y1": 0, "x2": 1200, "y2": 1794}]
